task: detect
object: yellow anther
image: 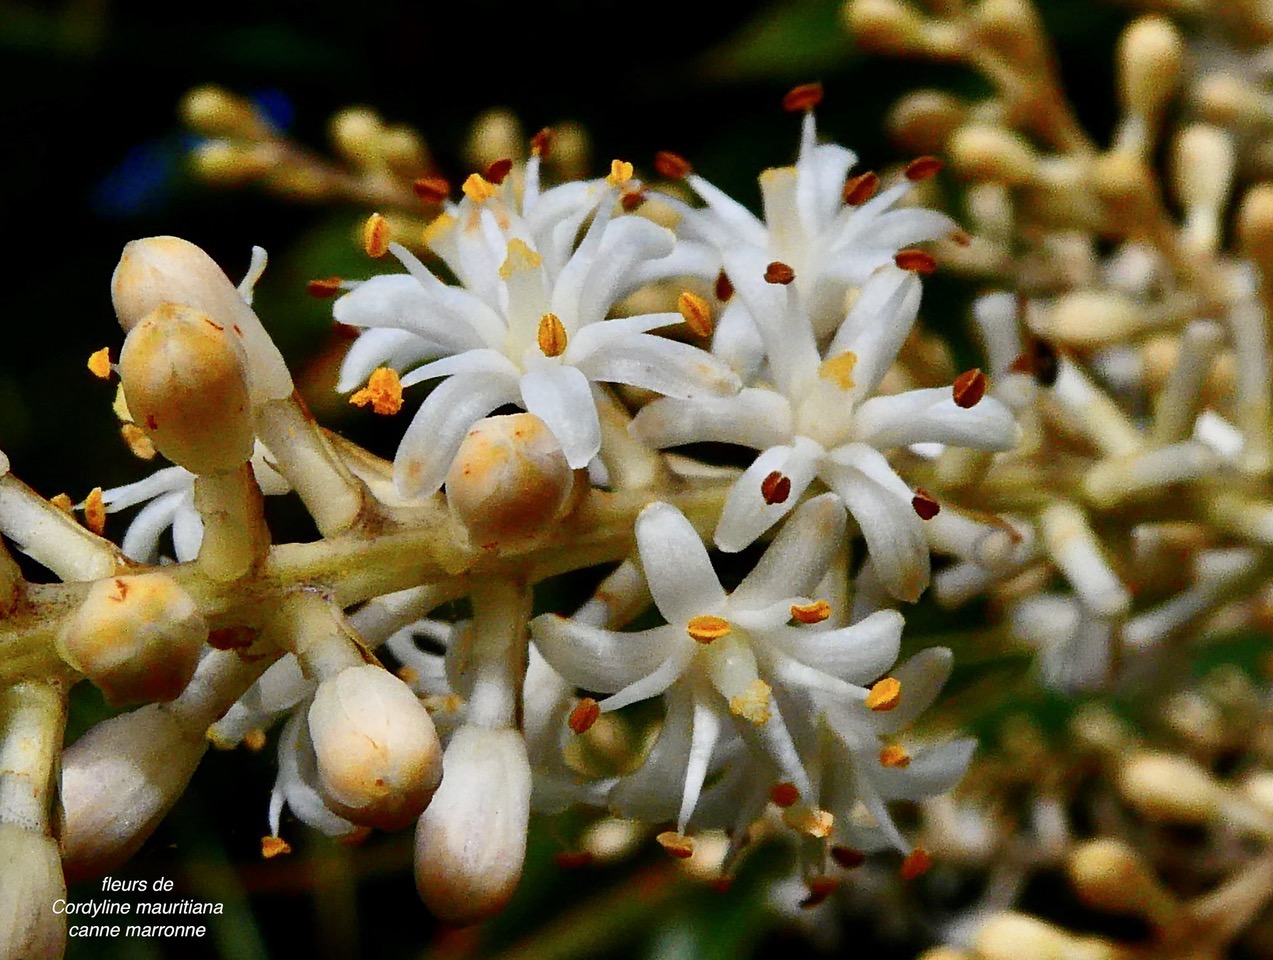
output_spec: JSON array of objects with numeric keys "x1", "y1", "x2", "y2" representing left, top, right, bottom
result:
[
  {"x1": 83, "y1": 487, "x2": 106, "y2": 536},
  {"x1": 677, "y1": 291, "x2": 713, "y2": 337},
  {"x1": 499, "y1": 238, "x2": 543, "y2": 279},
  {"x1": 783, "y1": 805, "x2": 834, "y2": 838},
  {"x1": 607, "y1": 159, "x2": 635, "y2": 186},
  {"x1": 656, "y1": 831, "x2": 695, "y2": 859},
  {"x1": 243, "y1": 729, "x2": 267, "y2": 752},
  {"x1": 261, "y1": 836, "x2": 292, "y2": 859},
  {"x1": 462, "y1": 173, "x2": 498, "y2": 202},
  {"x1": 87, "y1": 347, "x2": 112, "y2": 380},
  {"x1": 865, "y1": 677, "x2": 902, "y2": 712},
  {"x1": 537, "y1": 313, "x2": 568, "y2": 357},
  {"x1": 686, "y1": 614, "x2": 731, "y2": 644},
  {"x1": 362, "y1": 212, "x2": 391, "y2": 258},
  {"x1": 120, "y1": 423, "x2": 156, "y2": 460},
  {"x1": 49, "y1": 493, "x2": 73, "y2": 515},
  {"x1": 791, "y1": 599, "x2": 832, "y2": 624},
  {"x1": 729, "y1": 678, "x2": 773, "y2": 725},
  {"x1": 112, "y1": 383, "x2": 132, "y2": 423},
  {"x1": 819, "y1": 350, "x2": 858, "y2": 390},
  {"x1": 879, "y1": 744, "x2": 911, "y2": 768},
  {"x1": 349, "y1": 367, "x2": 404, "y2": 415}
]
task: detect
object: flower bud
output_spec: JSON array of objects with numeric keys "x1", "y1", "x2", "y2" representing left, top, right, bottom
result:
[
  {"x1": 445, "y1": 414, "x2": 575, "y2": 544},
  {"x1": 975, "y1": 912, "x2": 1120, "y2": 960},
  {"x1": 1032, "y1": 291, "x2": 1147, "y2": 347},
  {"x1": 307, "y1": 664, "x2": 443, "y2": 830},
  {"x1": 61, "y1": 704, "x2": 207, "y2": 881},
  {"x1": 414, "y1": 726, "x2": 531, "y2": 925},
  {"x1": 329, "y1": 107, "x2": 384, "y2": 167},
  {"x1": 119, "y1": 303, "x2": 255, "y2": 475},
  {"x1": 1118, "y1": 16, "x2": 1183, "y2": 128},
  {"x1": 1067, "y1": 838, "x2": 1179, "y2": 926},
  {"x1": 111, "y1": 236, "x2": 293, "y2": 404},
  {"x1": 179, "y1": 85, "x2": 272, "y2": 140},
  {"x1": 0, "y1": 825, "x2": 65, "y2": 959},
  {"x1": 844, "y1": 0, "x2": 929, "y2": 54},
  {"x1": 1117, "y1": 752, "x2": 1223, "y2": 824},
  {"x1": 949, "y1": 125, "x2": 1037, "y2": 186},
  {"x1": 57, "y1": 572, "x2": 207, "y2": 705}
]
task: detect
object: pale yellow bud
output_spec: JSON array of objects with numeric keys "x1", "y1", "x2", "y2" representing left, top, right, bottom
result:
[
  {"x1": 544, "y1": 121, "x2": 591, "y2": 182},
  {"x1": 445, "y1": 414, "x2": 575, "y2": 544},
  {"x1": 0, "y1": 826, "x2": 65, "y2": 959},
  {"x1": 380, "y1": 125, "x2": 427, "y2": 171},
  {"x1": 119, "y1": 303, "x2": 255, "y2": 474},
  {"x1": 949, "y1": 125, "x2": 1037, "y2": 186},
  {"x1": 844, "y1": 0, "x2": 929, "y2": 54},
  {"x1": 180, "y1": 85, "x2": 272, "y2": 140},
  {"x1": 975, "y1": 913, "x2": 1120, "y2": 960},
  {"x1": 1067, "y1": 838, "x2": 1179, "y2": 926},
  {"x1": 1032, "y1": 291, "x2": 1147, "y2": 347},
  {"x1": 465, "y1": 108, "x2": 524, "y2": 170},
  {"x1": 973, "y1": 0, "x2": 1043, "y2": 63},
  {"x1": 414, "y1": 725, "x2": 531, "y2": 925},
  {"x1": 1238, "y1": 183, "x2": 1273, "y2": 266},
  {"x1": 1173, "y1": 124, "x2": 1235, "y2": 253},
  {"x1": 1117, "y1": 752, "x2": 1223, "y2": 824},
  {"x1": 328, "y1": 107, "x2": 384, "y2": 167},
  {"x1": 1118, "y1": 16, "x2": 1183, "y2": 126},
  {"x1": 1192, "y1": 73, "x2": 1268, "y2": 128},
  {"x1": 57, "y1": 572, "x2": 207, "y2": 705},
  {"x1": 888, "y1": 90, "x2": 969, "y2": 154},
  {"x1": 307, "y1": 664, "x2": 443, "y2": 830},
  {"x1": 190, "y1": 140, "x2": 276, "y2": 185}
]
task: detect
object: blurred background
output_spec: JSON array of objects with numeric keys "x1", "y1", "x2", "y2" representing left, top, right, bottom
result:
[{"x1": 0, "y1": 0, "x2": 1137, "y2": 957}]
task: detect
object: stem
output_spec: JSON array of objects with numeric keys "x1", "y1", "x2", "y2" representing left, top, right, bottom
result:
[
  {"x1": 0, "y1": 681, "x2": 66, "y2": 832},
  {"x1": 0, "y1": 475, "x2": 123, "y2": 581},
  {"x1": 467, "y1": 578, "x2": 532, "y2": 730},
  {"x1": 194, "y1": 463, "x2": 269, "y2": 581}
]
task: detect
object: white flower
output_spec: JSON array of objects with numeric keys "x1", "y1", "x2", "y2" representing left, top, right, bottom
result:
[
  {"x1": 333, "y1": 161, "x2": 740, "y2": 497},
  {"x1": 532, "y1": 494, "x2": 942, "y2": 841}
]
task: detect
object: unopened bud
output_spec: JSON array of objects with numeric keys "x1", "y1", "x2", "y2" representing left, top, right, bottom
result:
[
  {"x1": 1117, "y1": 752, "x2": 1223, "y2": 824},
  {"x1": 119, "y1": 303, "x2": 255, "y2": 474},
  {"x1": 1118, "y1": 16, "x2": 1183, "y2": 128},
  {"x1": 414, "y1": 725, "x2": 531, "y2": 925},
  {"x1": 445, "y1": 414, "x2": 575, "y2": 544},
  {"x1": 0, "y1": 826, "x2": 65, "y2": 959},
  {"x1": 58, "y1": 573, "x2": 207, "y2": 705},
  {"x1": 975, "y1": 912, "x2": 1120, "y2": 960},
  {"x1": 1032, "y1": 291, "x2": 1147, "y2": 347},
  {"x1": 329, "y1": 107, "x2": 383, "y2": 167},
  {"x1": 888, "y1": 90, "x2": 968, "y2": 155},
  {"x1": 1068, "y1": 838, "x2": 1179, "y2": 926},
  {"x1": 949, "y1": 125, "x2": 1037, "y2": 185},
  {"x1": 844, "y1": 0, "x2": 928, "y2": 54},
  {"x1": 180, "y1": 85, "x2": 272, "y2": 140},
  {"x1": 466, "y1": 108, "x2": 524, "y2": 169},
  {"x1": 308, "y1": 664, "x2": 443, "y2": 831}
]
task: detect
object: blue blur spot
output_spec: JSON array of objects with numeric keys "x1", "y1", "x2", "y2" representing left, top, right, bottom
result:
[
  {"x1": 251, "y1": 89, "x2": 294, "y2": 132},
  {"x1": 91, "y1": 136, "x2": 195, "y2": 219}
]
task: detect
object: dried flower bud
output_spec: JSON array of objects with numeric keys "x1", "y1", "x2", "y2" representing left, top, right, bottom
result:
[
  {"x1": 307, "y1": 664, "x2": 443, "y2": 831},
  {"x1": 445, "y1": 414, "x2": 575, "y2": 544},
  {"x1": 1117, "y1": 752, "x2": 1223, "y2": 824},
  {"x1": 119, "y1": 302, "x2": 255, "y2": 474},
  {"x1": 414, "y1": 726, "x2": 531, "y2": 925},
  {"x1": 0, "y1": 825, "x2": 65, "y2": 959},
  {"x1": 57, "y1": 573, "x2": 207, "y2": 706}
]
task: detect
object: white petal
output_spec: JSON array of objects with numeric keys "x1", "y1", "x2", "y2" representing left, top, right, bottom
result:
[
  {"x1": 712, "y1": 299, "x2": 766, "y2": 382},
  {"x1": 767, "y1": 609, "x2": 903, "y2": 683},
  {"x1": 872, "y1": 647, "x2": 953, "y2": 733},
  {"x1": 519, "y1": 364, "x2": 601, "y2": 468},
  {"x1": 630, "y1": 389, "x2": 795, "y2": 451},
  {"x1": 686, "y1": 173, "x2": 768, "y2": 248},
  {"x1": 828, "y1": 267, "x2": 922, "y2": 401},
  {"x1": 678, "y1": 693, "x2": 723, "y2": 831},
  {"x1": 399, "y1": 348, "x2": 521, "y2": 389},
  {"x1": 118, "y1": 490, "x2": 185, "y2": 563},
  {"x1": 530, "y1": 616, "x2": 678, "y2": 694},
  {"x1": 608, "y1": 685, "x2": 695, "y2": 822},
  {"x1": 796, "y1": 114, "x2": 856, "y2": 236},
  {"x1": 170, "y1": 497, "x2": 204, "y2": 562},
  {"x1": 636, "y1": 501, "x2": 726, "y2": 622},
  {"x1": 577, "y1": 334, "x2": 740, "y2": 399},
  {"x1": 624, "y1": 240, "x2": 721, "y2": 290},
  {"x1": 874, "y1": 738, "x2": 975, "y2": 800},
  {"x1": 333, "y1": 271, "x2": 491, "y2": 353},
  {"x1": 732, "y1": 492, "x2": 846, "y2": 608},
  {"x1": 100, "y1": 466, "x2": 193, "y2": 511},
  {"x1": 854, "y1": 389, "x2": 1021, "y2": 451},
  {"x1": 551, "y1": 218, "x2": 676, "y2": 332},
  {"x1": 337, "y1": 328, "x2": 441, "y2": 393},
  {"x1": 713, "y1": 439, "x2": 823, "y2": 553}
]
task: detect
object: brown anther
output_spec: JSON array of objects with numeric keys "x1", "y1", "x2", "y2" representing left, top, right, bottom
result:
[
  {"x1": 760, "y1": 470, "x2": 791, "y2": 505},
  {"x1": 537, "y1": 313, "x2": 568, "y2": 358},
  {"x1": 904, "y1": 156, "x2": 944, "y2": 181},
  {"x1": 84, "y1": 487, "x2": 106, "y2": 536},
  {"x1": 332, "y1": 322, "x2": 360, "y2": 340},
  {"x1": 656, "y1": 831, "x2": 695, "y2": 859},
  {"x1": 799, "y1": 876, "x2": 840, "y2": 909},
  {"x1": 307, "y1": 276, "x2": 344, "y2": 298},
  {"x1": 894, "y1": 248, "x2": 937, "y2": 273},
  {"x1": 865, "y1": 677, "x2": 902, "y2": 712},
  {"x1": 952, "y1": 368, "x2": 987, "y2": 408},
  {"x1": 120, "y1": 423, "x2": 156, "y2": 460},
  {"x1": 1012, "y1": 337, "x2": 1059, "y2": 387},
  {"x1": 485, "y1": 158, "x2": 514, "y2": 185},
  {"x1": 49, "y1": 493, "x2": 73, "y2": 515},
  {"x1": 911, "y1": 488, "x2": 940, "y2": 520},
  {"x1": 362, "y1": 213, "x2": 391, "y2": 258},
  {"x1": 900, "y1": 847, "x2": 932, "y2": 880},
  {"x1": 87, "y1": 347, "x2": 112, "y2": 380},
  {"x1": 553, "y1": 850, "x2": 594, "y2": 870},
  {"x1": 879, "y1": 744, "x2": 911, "y2": 768},
  {"x1": 843, "y1": 171, "x2": 881, "y2": 206},
  {"x1": 769, "y1": 782, "x2": 801, "y2": 808},
  {"x1": 764, "y1": 261, "x2": 796, "y2": 285},
  {"x1": 677, "y1": 291, "x2": 713, "y2": 337},
  {"x1": 349, "y1": 367, "x2": 404, "y2": 416},
  {"x1": 620, "y1": 189, "x2": 648, "y2": 212},
  {"x1": 242, "y1": 729, "x2": 267, "y2": 752},
  {"x1": 568, "y1": 697, "x2": 601, "y2": 734},
  {"x1": 790, "y1": 600, "x2": 831, "y2": 624},
  {"x1": 412, "y1": 176, "x2": 451, "y2": 204},
  {"x1": 714, "y1": 270, "x2": 734, "y2": 302},
  {"x1": 208, "y1": 626, "x2": 257, "y2": 651},
  {"x1": 654, "y1": 150, "x2": 692, "y2": 179},
  {"x1": 261, "y1": 836, "x2": 292, "y2": 859},
  {"x1": 782, "y1": 82, "x2": 825, "y2": 113},
  {"x1": 530, "y1": 128, "x2": 554, "y2": 157},
  {"x1": 687, "y1": 614, "x2": 731, "y2": 644},
  {"x1": 949, "y1": 228, "x2": 972, "y2": 247},
  {"x1": 831, "y1": 846, "x2": 866, "y2": 870}
]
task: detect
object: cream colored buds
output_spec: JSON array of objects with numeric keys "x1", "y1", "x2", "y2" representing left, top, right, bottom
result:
[
  {"x1": 111, "y1": 236, "x2": 293, "y2": 404},
  {"x1": 1067, "y1": 838, "x2": 1179, "y2": 927},
  {"x1": 1030, "y1": 291, "x2": 1148, "y2": 347},
  {"x1": 974, "y1": 912, "x2": 1120, "y2": 960},
  {"x1": 180, "y1": 85, "x2": 272, "y2": 140},
  {"x1": 844, "y1": 0, "x2": 928, "y2": 55},
  {"x1": 1115, "y1": 16, "x2": 1183, "y2": 156},
  {"x1": 1172, "y1": 124, "x2": 1235, "y2": 254},
  {"x1": 118, "y1": 303, "x2": 255, "y2": 475},
  {"x1": 0, "y1": 825, "x2": 65, "y2": 959},
  {"x1": 948, "y1": 125, "x2": 1037, "y2": 186},
  {"x1": 414, "y1": 726, "x2": 531, "y2": 925},
  {"x1": 1117, "y1": 752, "x2": 1223, "y2": 824},
  {"x1": 445, "y1": 414, "x2": 575, "y2": 544},
  {"x1": 307, "y1": 664, "x2": 442, "y2": 830},
  {"x1": 57, "y1": 572, "x2": 207, "y2": 705}
]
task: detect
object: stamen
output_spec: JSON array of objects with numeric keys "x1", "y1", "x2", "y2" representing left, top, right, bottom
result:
[
  {"x1": 714, "y1": 270, "x2": 734, "y2": 302},
  {"x1": 349, "y1": 367, "x2": 404, "y2": 416},
  {"x1": 904, "y1": 156, "x2": 944, "y2": 181},
  {"x1": 764, "y1": 261, "x2": 796, "y2": 285},
  {"x1": 900, "y1": 847, "x2": 932, "y2": 880},
  {"x1": 799, "y1": 877, "x2": 839, "y2": 908},
  {"x1": 769, "y1": 782, "x2": 801, "y2": 807},
  {"x1": 242, "y1": 729, "x2": 267, "y2": 752},
  {"x1": 530, "y1": 128, "x2": 553, "y2": 157},
  {"x1": 120, "y1": 424, "x2": 156, "y2": 460},
  {"x1": 397, "y1": 666, "x2": 420, "y2": 685},
  {"x1": 911, "y1": 488, "x2": 940, "y2": 520},
  {"x1": 307, "y1": 276, "x2": 344, "y2": 298},
  {"x1": 729, "y1": 678, "x2": 773, "y2": 725},
  {"x1": 654, "y1": 150, "x2": 692, "y2": 179},
  {"x1": 568, "y1": 697, "x2": 601, "y2": 734},
  {"x1": 362, "y1": 213, "x2": 391, "y2": 258},
  {"x1": 412, "y1": 176, "x2": 451, "y2": 203},
  {"x1": 831, "y1": 846, "x2": 866, "y2": 869},
  {"x1": 782, "y1": 82, "x2": 825, "y2": 113},
  {"x1": 87, "y1": 347, "x2": 112, "y2": 380},
  {"x1": 790, "y1": 600, "x2": 831, "y2": 624},
  {"x1": 656, "y1": 831, "x2": 695, "y2": 859},
  {"x1": 894, "y1": 249, "x2": 937, "y2": 273},
  {"x1": 677, "y1": 291, "x2": 713, "y2": 337},
  {"x1": 537, "y1": 313, "x2": 568, "y2": 357},
  {"x1": 553, "y1": 850, "x2": 593, "y2": 870},
  {"x1": 49, "y1": 493, "x2": 73, "y2": 514},
  {"x1": 761, "y1": 470, "x2": 792, "y2": 505},
  {"x1": 484, "y1": 158, "x2": 513, "y2": 185},
  {"x1": 952, "y1": 368, "x2": 988, "y2": 408},
  {"x1": 819, "y1": 350, "x2": 858, "y2": 389},
  {"x1": 1010, "y1": 337, "x2": 1060, "y2": 386},
  {"x1": 461, "y1": 173, "x2": 498, "y2": 203},
  {"x1": 950, "y1": 228, "x2": 973, "y2": 247},
  {"x1": 261, "y1": 836, "x2": 292, "y2": 859},
  {"x1": 687, "y1": 614, "x2": 731, "y2": 644},
  {"x1": 607, "y1": 159, "x2": 635, "y2": 186},
  {"x1": 843, "y1": 171, "x2": 881, "y2": 206},
  {"x1": 879, "y1": 744, "x2": 911, "y2": 767},
  {"x1": 620, "y1": 189, "x2": 647, "y2": 212},
  {"x1": 84, "y1": 487, "x2": 106, "y2": 536},
  {"x1": 783, "y1": 805, "x2": 834, "y2": 837},
  {"x1": 865, "y1": 677, "x2": 902, "y2": 711}
]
